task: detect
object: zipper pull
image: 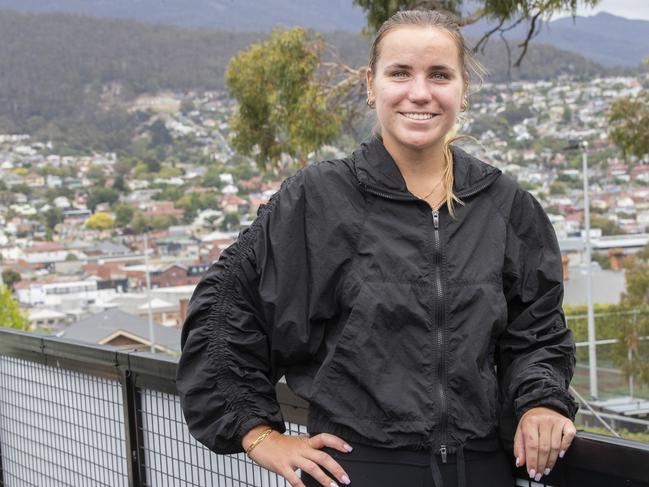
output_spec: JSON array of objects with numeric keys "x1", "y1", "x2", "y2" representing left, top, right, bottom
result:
[
  {"x1": 440, "y1": 444, "x2": 447, "y2": 463},
  {"x1": 432, "y1": 210, "x2": 439, "y2": 229}
]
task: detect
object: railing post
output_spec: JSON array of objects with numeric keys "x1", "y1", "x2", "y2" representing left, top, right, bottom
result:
[{"x1": 121, "y1": 368, "x2": 147, "y2": 486}]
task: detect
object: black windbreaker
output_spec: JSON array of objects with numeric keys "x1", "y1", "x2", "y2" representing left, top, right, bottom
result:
[{"x1": 177, "y1": 135, "x2": 578, "y2": 458}]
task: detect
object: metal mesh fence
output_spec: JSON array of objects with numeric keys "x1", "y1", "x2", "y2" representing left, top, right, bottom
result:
[
  {"x1": 1, "y1": 330, "x2": 646, "y2": 487},
  {"x1": 0, "y1": 356, "x2": 127, "y2": 487},
  {"x1": 140, "y1": 389, "x2": 307, "y2": 487}
]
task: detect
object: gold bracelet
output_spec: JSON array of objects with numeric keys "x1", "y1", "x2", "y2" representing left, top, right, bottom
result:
[{"x1": 245, "y1": 428, "x2": 274, "y2": 457}]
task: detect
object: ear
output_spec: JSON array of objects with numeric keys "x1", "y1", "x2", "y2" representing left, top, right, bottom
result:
[{"x1": 365, "y1": 67, "x2": 374, "y2": 97}]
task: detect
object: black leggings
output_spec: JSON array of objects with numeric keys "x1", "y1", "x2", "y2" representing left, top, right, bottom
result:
[{"x1": 301, "y1": 441, "x2": 515, "y2": 487}]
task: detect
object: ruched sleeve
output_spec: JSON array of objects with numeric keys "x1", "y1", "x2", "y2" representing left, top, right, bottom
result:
[
  {"x1": 176, "y1": 169, "x2": 335, "y2": 454},
  {"x1": 497, "y1": 187, "x2": 578, "y2": 428}
]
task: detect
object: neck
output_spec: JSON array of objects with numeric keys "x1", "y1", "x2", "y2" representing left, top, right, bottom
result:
[{"x1": 383, "y1": 137, "x2": 447, "y2": 184}]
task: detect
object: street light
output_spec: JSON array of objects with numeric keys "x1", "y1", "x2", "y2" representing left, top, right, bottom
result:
[{"x1": 565, "y1": 139, "x2": 597, "y2": 399}]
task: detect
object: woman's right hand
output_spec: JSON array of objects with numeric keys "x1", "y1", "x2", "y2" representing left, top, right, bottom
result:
[{"x1": 243, "y1": 426, "x2": 352, "y2": 487}]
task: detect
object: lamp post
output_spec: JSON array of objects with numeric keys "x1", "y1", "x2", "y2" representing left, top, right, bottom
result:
[
  {"x1": 565, "y1": 139, "x2": 597, "y2": 399},
  {"x1": 580, "y1": 140, "x2": 598, "y2": 399}
]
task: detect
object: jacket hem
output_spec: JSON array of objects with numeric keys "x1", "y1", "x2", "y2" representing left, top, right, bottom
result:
[{"x1": 307, "y1": 404, "x2": 501, "y2": 453}]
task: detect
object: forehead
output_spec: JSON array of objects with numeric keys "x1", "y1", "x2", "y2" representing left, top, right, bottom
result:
[{"x1": 376, "y1": 26, "x2": 461, "y2": 68}]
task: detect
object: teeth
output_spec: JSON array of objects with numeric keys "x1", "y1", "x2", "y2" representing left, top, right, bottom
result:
[{"x1": 402, "y1": 112, "x2": 434, "y2": 120}]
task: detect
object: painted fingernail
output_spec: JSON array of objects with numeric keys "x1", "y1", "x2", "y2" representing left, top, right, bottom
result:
[
  {"x1": 544, "y1": 468, "x2": 551, "y2": 476},
  {"x1": 515, "y1": 457, "x2": 520, "y2": 467},
  {"x1": 329, "y1": 482, "x2": 339, "y2": 487},
  {"x1": 534, "y1": 473, "x2": 542, "y2": 482},
  {"x1": 529, "y1": 469, "x2": 536, "y2": 479},
  {"x1": 559, "y1": 450, "x2": 566, "y2": 458},
  {"x1": 341, "y1": 475, "x2": 351, "y2": 485},
  {"x1": 343, "y1": 443, "x2": 353, "y2": 452}
]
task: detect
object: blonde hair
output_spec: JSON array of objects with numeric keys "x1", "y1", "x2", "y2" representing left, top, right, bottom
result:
[{"x1": 368, "y1": 10, "x2": 486, "y2": 216}]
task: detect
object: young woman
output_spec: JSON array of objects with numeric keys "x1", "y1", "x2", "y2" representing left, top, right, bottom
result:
[{"x1": 177, "y1": 10, "x2": 578, "y2": 487}]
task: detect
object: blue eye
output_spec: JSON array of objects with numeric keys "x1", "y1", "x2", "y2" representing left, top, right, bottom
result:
[
  {"x1": 431, "y1": 72, "x2": 449, "y2": 80},
  {"x1": 392, "y1": 71, "x2": 409, "y2": 78}
]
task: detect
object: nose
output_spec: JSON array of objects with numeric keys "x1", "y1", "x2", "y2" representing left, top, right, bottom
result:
[{"x1": 408, "y1": 75, "x2": 430, "y2": 104}]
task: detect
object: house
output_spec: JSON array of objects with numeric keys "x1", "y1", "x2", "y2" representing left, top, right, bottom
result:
[
  {"x1": 57, "y1": 308, "x2": 180, "y2": 354},
  {"x1": 137, "y1": 201, "x2": 183, "y2": 220}
]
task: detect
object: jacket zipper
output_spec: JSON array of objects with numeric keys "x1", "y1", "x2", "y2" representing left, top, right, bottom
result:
[
  {"x1": 359, "y1": 181, "x2": 450, "y2": 460},
  {"x1": 432, "y1": 209, "x2": 448, "y2": 463}
]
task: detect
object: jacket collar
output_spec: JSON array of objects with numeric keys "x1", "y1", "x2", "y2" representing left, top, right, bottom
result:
[{"x1": 352, "y1": 134, "x2": 502, "y2": 199}]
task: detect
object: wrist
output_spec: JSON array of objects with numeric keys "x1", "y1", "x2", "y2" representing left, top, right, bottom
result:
[{"x1": 241, "y1": 424, "x2": 274, "y2": 451}]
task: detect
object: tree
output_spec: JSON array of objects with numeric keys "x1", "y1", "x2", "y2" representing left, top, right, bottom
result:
[
  {"x1": 149, "y1": 119, "x2": 172, "y2": 147},
  {"x1": 608, "y1": 91, "x2": 649, "y2": 161},
  {"x1": 226, "y1": 28, "x2": 343, "y2": 169},
  {"x1": 590, "y1": 215, "x2": 624, "y2": 236},
  {"x1": 353, "y1": 0, "x2": 602, "y2": 66},
  {"x1": 613, "y1": 258, "x2": 649, "y2": 389},
  {"x1": 85, "y1": 212, "x2": 115, "y2": 230},
  {"x1": 114, "y1": 203, "x2": 135, "y2": 227},
  {"x1": 86, "y1": 187, "x2": 119, "y2": 212},
  {"x1": 41, "y1": 207, "x2": 63, "y2": 233},
  {"x1": 0, "y1": 284, "x2": 28, "y2": 330},
  {"x1": 1, "y1": 269, "x2": 21, "y2": 290}
]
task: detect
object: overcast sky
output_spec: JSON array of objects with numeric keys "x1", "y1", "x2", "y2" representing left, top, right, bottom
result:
[{"x1": 555, "y1": 0, "x2": 649, "y2": 21}]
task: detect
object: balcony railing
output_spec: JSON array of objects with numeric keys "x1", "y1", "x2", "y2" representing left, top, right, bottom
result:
[{"x1": 0, "y1": 328, "x2": 647, "y2": 487}]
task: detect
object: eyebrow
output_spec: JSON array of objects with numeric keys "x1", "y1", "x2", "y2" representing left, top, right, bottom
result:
[{"x1": 384, "y1": 63, "x2": 456, "y2": 72}]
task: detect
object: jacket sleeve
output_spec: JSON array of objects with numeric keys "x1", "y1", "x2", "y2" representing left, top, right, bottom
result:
[
  {"x1": 176, "y1": 170, "x2": 332, "y2": 454},
  {"x1": 497, "y1": 187, "x2": 578, "y2": 425}
]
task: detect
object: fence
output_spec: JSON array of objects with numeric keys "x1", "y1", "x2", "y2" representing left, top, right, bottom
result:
[{"x1": 1, "y1": 328, "x2": 648, "y2": 487}]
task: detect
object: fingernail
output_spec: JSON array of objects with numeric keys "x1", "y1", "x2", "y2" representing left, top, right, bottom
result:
[
  {"x1": 329, "y1": 483, "x2": 339, "y2": 487},
  {"x1": 534, "y1": 473, "x2": 542, "y2": 482},
  {"x1": 341, "y1": 475, "x2": 351, "y2": 485},
  {"x1": 559, "y1": 450, "x2": 566, "y2": 458},
  {"x1": 544, "y1": 468, "x2": 551, "y2": 476},
  {"x1": 515, "y1": 457, "x2": 520, "y2": 467},
  {"x1": 343, "y1": 443, "x2": 353, "y2": 452},
  {"x1": 529, "y1": 469, "x2": 536, "y2": 479}
]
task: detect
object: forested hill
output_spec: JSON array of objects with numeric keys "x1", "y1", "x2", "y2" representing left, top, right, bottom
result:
[{"x1": 0, "y1": 9, "x2": 611, "y2": 132}]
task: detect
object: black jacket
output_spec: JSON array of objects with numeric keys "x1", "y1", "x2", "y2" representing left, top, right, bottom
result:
[{"x1": 177, "y1": 135, "x2": 578, "y2": 457}]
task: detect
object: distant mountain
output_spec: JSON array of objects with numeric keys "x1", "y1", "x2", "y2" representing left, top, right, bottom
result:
[
  {"x1": 0, "y1": 0, "x2": 367, "y2": 31},
  {"x1": 0, "y1": 1, "x2": 647, "y2": 67},
  {"x1": 0, "y1": 9, "x2": 611, "y2": 148},
  {"x1": 464, "y1": 12, "x2": 649, "y2": 67}
]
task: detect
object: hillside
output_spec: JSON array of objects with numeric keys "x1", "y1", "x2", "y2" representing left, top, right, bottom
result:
[
  {"x1": 0, "y1": 9, "x2": 609, "y2": 137},
  {"x1": 1, "y1": 1, "x2": 648, "y2": 66},
  {"x1": 464, "y1": 12, "x2": 649, "y2": 67}
]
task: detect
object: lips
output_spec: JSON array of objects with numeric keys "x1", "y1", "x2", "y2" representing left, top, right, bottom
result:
[{"x1": 400, "y1": 112, "x2": 437, "y2": 120}]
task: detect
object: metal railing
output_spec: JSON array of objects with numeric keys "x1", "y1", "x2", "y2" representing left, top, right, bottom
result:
[{"x1": 0, "y1": 328, "x2": 648, "y2": 487}]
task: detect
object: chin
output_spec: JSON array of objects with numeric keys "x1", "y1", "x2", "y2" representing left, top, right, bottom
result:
[{"x1": 401, "y1": 134, "x2": 445, "y2": 152}]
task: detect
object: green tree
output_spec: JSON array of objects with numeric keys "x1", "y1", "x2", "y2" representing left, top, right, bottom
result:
[
  {"x1": 1, "y1": 269, "x2": 21, "y2": 290},
  {"x1": 226, "y1": 28, "x2": 342, "y2": 169},
  {"x1": 86, "y1": 187, "x2": 119, "y2": 212},
  {"x1": 41, "y1": 207, "x2": 63, "y2": 233},
  {"x1": 114, "y1": 203, "x2": 135, "y2": 227},
  {"x1": 113, "y1": 174, "x2": 128, "y2": 192},
  {"x1": 149, "y1": 120, "x2": 172, "y2": 147},
  {"x1": 590, "y1": 215, "x2": 624, "y2": 236},
  {"x1": 0, "y1": 284, "x2": 28, "y2": 330},
  {"x1": 353, "y1": 0, "x2": 601, "y2": 66},
  {"x1": 613, "y1": 258, "x2": 649, "y2": 388},
  {"x1": 608, "y1": 91, "x2": 649, "y2": 161}
]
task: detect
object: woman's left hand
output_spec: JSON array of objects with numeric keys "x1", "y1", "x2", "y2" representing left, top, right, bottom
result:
[{"x1": 513, "y1": 406, "x2": 577, "y2": 482}]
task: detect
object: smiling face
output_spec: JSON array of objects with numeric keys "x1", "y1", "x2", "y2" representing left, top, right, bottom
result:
[{"x1": 366, "y1": 25, "x2": 466, "y2": 160}]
